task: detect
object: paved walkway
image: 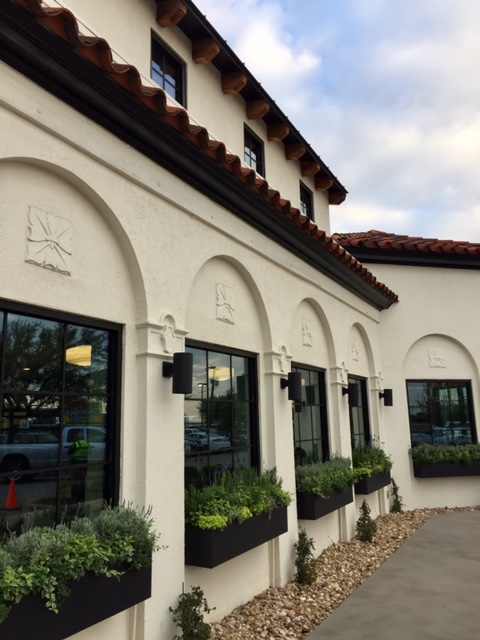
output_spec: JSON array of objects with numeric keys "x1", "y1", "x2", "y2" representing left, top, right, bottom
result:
[{"x1": 308, "y1": 511, "x2": 480, "y2": 639}]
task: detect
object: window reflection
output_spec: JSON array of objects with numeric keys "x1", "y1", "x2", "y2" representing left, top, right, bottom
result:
[{"x1": 0, "y1": 306, "x2": 117, "y2": 532}]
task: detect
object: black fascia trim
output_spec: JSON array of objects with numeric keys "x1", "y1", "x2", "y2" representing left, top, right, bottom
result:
[
  {"x1": 344, "y1": 249, "x2": 480, "y2": 270},
  {"x1": 0, "y1": 3, "x2": 390, "y2": 310}
]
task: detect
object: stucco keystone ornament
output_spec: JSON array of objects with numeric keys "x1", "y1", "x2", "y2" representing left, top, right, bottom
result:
[
  {"x1": 26, "y1": 206, "x2": 72, "y2": 275},
  {"x1": 159, "y1": 314, "x2": 187, "y2": 355}
]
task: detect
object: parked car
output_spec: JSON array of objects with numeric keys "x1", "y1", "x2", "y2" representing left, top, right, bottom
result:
[{"x1": 0, "y1": 426, "x2": 106, "y2": 481}]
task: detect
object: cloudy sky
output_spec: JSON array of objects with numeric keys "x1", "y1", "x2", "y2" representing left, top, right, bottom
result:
[{"x1": 194, "y1": 0, "x2": 480, "y2": 242}]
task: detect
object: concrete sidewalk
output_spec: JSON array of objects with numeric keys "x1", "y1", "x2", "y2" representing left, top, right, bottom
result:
[{"x1": 308, "y1": 511, "x2": 480, "y2": 639}]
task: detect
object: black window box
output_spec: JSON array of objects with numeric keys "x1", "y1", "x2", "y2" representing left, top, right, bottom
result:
[
  {"x1": 185, "y1": 507, "x2": 288, "y2": 569},
  {"x1": 354, "y1": 471, "x2": 391, "y2": 495},
  {"x1": 0, "y1": 566, "x2": 152, "y2": 640},
  {"x1": 297, "y1": 488, "x2": 353, "y2": 520},
  {"x1": 413, "y1": 460, "x2": 480, "y2": 478}
]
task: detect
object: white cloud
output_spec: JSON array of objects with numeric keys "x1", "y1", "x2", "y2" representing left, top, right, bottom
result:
[{"x1": 194, "y1": 0, "x2": 480, "y2": 242}]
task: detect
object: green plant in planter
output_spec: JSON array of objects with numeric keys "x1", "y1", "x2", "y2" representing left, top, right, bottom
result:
[
  {"x1": 294, "y1": 528, "x2": 317, "y2": 585},
  {"x1": 170, "y1": 585, "x2": 214, "y2": 640},
  {"x1": 185, "y1": 467, "x2": 292, "y2": 531},
  {"x1": 410, "y1": 443, "x2": 480, "y2": 466},
  {"x1": 295, "y1": 456, "x2": 355, "y2": 498},
  {"x1": 0, "y1": 504, "x2": 160, "y2": 624},
  {"x1": 352, "y1": 440, "x2": 392, "y2": 482}
]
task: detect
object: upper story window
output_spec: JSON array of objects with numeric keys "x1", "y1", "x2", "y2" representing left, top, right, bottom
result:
[
  {"x1": 151, "y1": 36, "x2": 185, "y2": 106},
  {"x1": 407, "y1": 380, "x2": 476, "y2": 446},
  {"x1": 244, "y1": 127, "x2": 264, "y2": 177},
  {"x1": 348, "y1": 376, "x2": 370, "y2": 449},
  {"x1": 292, "y1": 365, "x2": 329, "y2": 466},
  {"x1": 184, "y1": 344, "x2": 259, "y2": 488},
  {"x1": 300, "y1": 183, "x2": 314, "y2": 220},
  {"x1": 0, "y1": 301, "x2": 120, "y2": 530}
]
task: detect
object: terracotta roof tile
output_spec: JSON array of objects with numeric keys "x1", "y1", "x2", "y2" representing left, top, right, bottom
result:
[
  {"x1": 333, "y1": 230, "x2": 480, "y2": 258},
  {"x1": 13, "y1": 0, "x2": 398, "y2": 304}
]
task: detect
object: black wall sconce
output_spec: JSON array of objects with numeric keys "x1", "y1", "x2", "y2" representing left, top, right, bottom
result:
[
  {"x1": 342, "y1": 383, "x2": 359, "y2": 407},
  {"x1": 162, "y1": 352, "x2": 193, "y2": 394},
  {"x1": 380, "y1": 389, "x2": 393, "y2": 406},
  {"x1": 280, "y1": 371, "x2": 302, "y2": 402}
]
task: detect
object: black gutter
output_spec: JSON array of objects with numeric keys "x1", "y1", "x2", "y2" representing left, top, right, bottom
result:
[
  {"x1": 344, "y1": 249, "x2": 480, "y2": 270},
  {"x1": 0, "y1": 0, "x2": 392, "y2": 309}
]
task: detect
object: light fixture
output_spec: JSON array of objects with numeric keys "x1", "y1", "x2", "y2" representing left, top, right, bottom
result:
[
  {"x1": 66, "y1": 345, "x2": 92, "y2": 367},
  {"x1": 342, "y1": 383, "x2": 359, "y2": 407},
  {"x1": 163, "y1": 352, "x2": 193, "y2": 394},
  {"x1": 280, "y1": 371, "x2": 302, "y2": 402},
  {"x1": 380, "y1": 389, "x2": 393, "y2": 406}
]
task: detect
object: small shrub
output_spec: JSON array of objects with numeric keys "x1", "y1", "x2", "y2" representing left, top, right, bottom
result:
[
  {"x1": 356, "y1": 500, "x2": 377, "y2": 542},
  {"x1": 390, "y1": 478, "x2": 404, "y2": 513},
  {"x1": 170, "y1": 585, "x2": 214, "y2": 640},
  {"x1": 294, "y1": 528, "x2": 317, "y2": 585}
]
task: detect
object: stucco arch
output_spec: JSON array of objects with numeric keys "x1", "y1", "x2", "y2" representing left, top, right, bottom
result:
[
  {"x1": 403, "y1": 333, "x2": 480, "y2": 382},
  {"x1": 0, "y1": 157, "x2": 147, "y2": 321},
  {"x1": 288, "y1": 297, "x2": 336, "y2": 368},
  {"x1": 346, "y1": 322, "x2": 377, "y2": 377},
  {"x1": 185, "y1": 255, "x2": 271, "y2": 353}
]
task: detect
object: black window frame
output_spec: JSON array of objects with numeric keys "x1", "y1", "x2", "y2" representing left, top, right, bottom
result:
[
  {"x1": 406, "y1": 379, "x2": 477, "y2": 446},
  {"x1": 184, "y1": 341, "x2": 259, "y2": 486},
  {"x1": 0, "y1": 299, "x2": 121, "y2": 524},
  {"x1": 151, "y1": 33, "x2": 186, "y2": 106},
  {"x1": 292, "y1": 364, "x2": 329, "y2": 465},
  {"x1": 348, "y1": 375, "x2": 370, "y2": 449},
  {"x1": 244, "y1": 126, "x2": 265, "y2": 177},
  {"x1": 299, "y1": 182, "x2": 314, "y2": 221}
]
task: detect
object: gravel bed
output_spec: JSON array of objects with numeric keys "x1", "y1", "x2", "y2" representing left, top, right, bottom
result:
[{"x1": 211, "y1": 507, "x2": 479, "y2": 639}]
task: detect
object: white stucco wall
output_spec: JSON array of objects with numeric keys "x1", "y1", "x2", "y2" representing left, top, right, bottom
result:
[
  {"x1": 370, "y1": 263, "x2": 480, "y2": 510},
  {"x1": 0, "y1": 59, "x2": 390, "y2": 638}
]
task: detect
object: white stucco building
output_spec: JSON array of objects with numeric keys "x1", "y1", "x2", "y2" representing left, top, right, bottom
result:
[{"x1": 0, "y1": 1, "x2": 479, "y2": 638}]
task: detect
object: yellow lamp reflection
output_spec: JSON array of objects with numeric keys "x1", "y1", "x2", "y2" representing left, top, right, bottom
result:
[
  {"x1": 208, "y1": 366, "x2": 233, "y2": 382},
  {"x1": 66, "y1": 345, "x2": 92, "y2": 367}
]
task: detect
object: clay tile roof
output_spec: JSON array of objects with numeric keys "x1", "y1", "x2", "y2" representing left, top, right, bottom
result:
[
  {"x1": 12, "y1": 0, "x2": 398, "y2": 305},
  {"x1": 332, "y1": 230, "x2": 480, "y2": 258}
]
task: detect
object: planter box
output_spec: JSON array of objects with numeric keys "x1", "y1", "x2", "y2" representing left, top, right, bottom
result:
[
  {"x1": 185, "y1": 507, "x2": 288, "y2": 568},
  {"x1": 297, "y1": 488, "x2": 353, "y2": 520},
  {"x1": 354, "y1": 471, "x2": 391, "y2": 495},
  {"x1": 413, "y1": 459, "x2": 480, "y2": 478},
  {"x1": 0, "y1": 566, "x2": 152, "y2": 640}
]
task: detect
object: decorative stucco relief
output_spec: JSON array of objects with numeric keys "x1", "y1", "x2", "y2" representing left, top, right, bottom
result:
[
  {"x1": 302, "y1": 318, "x2": 313, "y2": 347},
  {"x1": 371, "y1": 371, "x2": 384, "y2": 392},
  {"x1": 159, "y1": 314, "x2": 177, "y2": 354},
  {"x1": 350, "y1": 340, "x2": 360, "y2": 361},
  {"x1": 428, "y1": 348, "x2": 446, "y2": 368},
  {"x1": 331, "y1": 361, "x2": 349, "y2": 386},
  {"x1": 26, "y1": 206, "x2": 72, "y2": 275},
  {"x1": 216, "y1": 283, "x2": 235, "y2": 324},
  {"x1": 276, "y1": 345, "x2": 289, "y2": 374}
]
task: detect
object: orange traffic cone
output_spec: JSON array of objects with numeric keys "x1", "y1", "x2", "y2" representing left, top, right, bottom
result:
[{"x1": 5, "y1": 478, "x2": 19, "y2": 510}]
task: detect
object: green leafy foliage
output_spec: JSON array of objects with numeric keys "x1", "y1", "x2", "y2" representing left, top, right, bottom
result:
[
  {"x1": 295, "y1": 456, "x2": 355, "y2": 498},
  {"x1": 356, "y1": 500, "x2": 377, "y2": 542},
  {"x1": 185, "y1": 467, "x2": 292, "y2": 530},
  {"x1": 294, "y1": 528, "x2": 317, "y2": 585},
  {"x1": 390, "y1": 478, "x2": 404, "y2": 514},
  {"x1": 170, "y1": 585, "x2": 214, "y2": 640},
  {"x1": 0, "y1": 504, "x2": 160, "y2": 624},
  {"x1": 410, "y1": 443, "x2": 480, "y2": 466},
  {"x1": 352, "y1": 442, "x2": 392, "y2": 482}
]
